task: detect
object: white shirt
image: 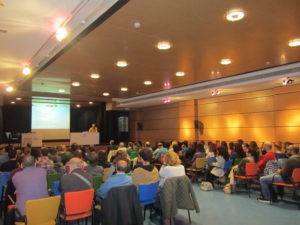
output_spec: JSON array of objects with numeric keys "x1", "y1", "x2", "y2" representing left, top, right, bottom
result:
[{"x1": 159, "y1": 164, "x2": 185, "y2": 186}]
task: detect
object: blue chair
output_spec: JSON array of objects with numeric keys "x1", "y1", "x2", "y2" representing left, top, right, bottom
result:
[
  {"x1": 0, "y1": 172, "x2": 10, "y2": 218},
  {"x1": 224, "y1": 160, "x2": 233, "y2": 174},
  {"x1": 53, "y1": 181, "x2": 61, "y2": 196},
  {"x1": 138, "y1": 181, "x2": 160, "y2": 220}
]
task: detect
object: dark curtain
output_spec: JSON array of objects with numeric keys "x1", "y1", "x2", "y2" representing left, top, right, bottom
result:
[
  {"x1": 70, "y1": 103, "x2": 106, "y2": 143},
  {"x1": 3, "y1": 105, "x2": 32, "y2": 141},
  {"x1": 106, "y1": 110, "x2": 130, "y2": 143}
]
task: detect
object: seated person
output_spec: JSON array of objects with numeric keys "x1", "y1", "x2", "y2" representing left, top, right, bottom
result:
[
  {"x1": 98, "y1": 151, "x2": 111, "y2": 168},
  {"x1": 107, "y1": 151, "x2": 130, "y2": 178},
  {"x1": 132, "y1": 148, "x2": 159, "y2": 185},
  {"x1": 59, "y1": 157, "x2": 93, "y2": 194},
  {"x1": 258, "y1": 146, "x2": 300, "y2": 203},
  {"x1": 85, "y1": 152, "x2": 104, "y2": 176},
  {"x1": 258, "y1": 143, "x2": 276, "y2": 173},
  {"x1": 190, "y1": 143, "x2": 206, "y2": 168},
  {"x1": 153, "y1": 143, "x2": 168, "y2": 162},
  {"x1": 117, "y1": 142, "x2": 127, "y2": 152},
  {"x1": 159, "y1": 151, "x2": 185, "y2": 187},
  {"x1": 0, "y1": 148, "x2": 18, "y2": 172},
  {"x1": 274, "y1": 143, "x2": 286, "y2": 159},
  {"x1": 228, "y1": 148, "x2": 259, "y2": 191},
  {"x1": 206, "y1": 147, "x2": 229, "y2": 186},
  {"x1": 96, "y1": 159, "x2": 132, "y2": 199},
  {"x1": 36, "y1": 148, "x2": 54, "y2": 172},
  {"x1": 12, "y1": 155, "x2": 48, "y2": 220}
]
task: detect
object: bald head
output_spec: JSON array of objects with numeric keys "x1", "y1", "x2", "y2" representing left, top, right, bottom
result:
[
  {"x1": 116, "y1": 159, "x2": 128, "y2": 173},
  {"x1": 22, "y1": 155, "x2": 35, "y2": 167},
  {"x1": 67, "y1": 157, "x2": 83, "y2": 172}
]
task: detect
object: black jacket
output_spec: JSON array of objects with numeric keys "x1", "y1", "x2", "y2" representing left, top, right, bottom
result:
[{"x1": 101, "y1": 185, "x2": 143, "y2": 225}]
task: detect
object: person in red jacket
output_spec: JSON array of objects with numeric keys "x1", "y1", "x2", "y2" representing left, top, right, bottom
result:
[{"x1": 258, "y1": 143, "x2": 276, "y2": 173}]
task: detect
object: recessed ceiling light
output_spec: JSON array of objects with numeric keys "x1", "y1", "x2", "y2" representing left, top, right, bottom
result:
[
  {"x1": 288, "y1": 39, "x2": 300, "y2": 47},
  {"x1": 11, "y1": 101, "x2": 15, "y2": 104},
  {"x1": 22, "y1": 66, "x2": 31, "y2": 76},
  {"x1": 76, "y1": 104, "x2": 80, "y2": 108},
  {"x1": 58, "y1": 89, "x2": 65, "y2": 93},
  {"x1": 90, "y1": 73, "x2": 100, "y2": 79},
  {"x1": 116, "y1": 60, "x2": 128, "y2": 67},
  {"x1": 176, "y1": 71, "x2": 185, "y2": 77},
  {"x1": 6, "y1": 86, "x2": 13, "y2": 92},
  {"x1": 144, "y1": 81, "x2": 152, "y2": 85},
  {"x1": 226, "y1": 9, "x2": 245, "y2": 22},
  {"x1": 134, "y1": 22, "x2": 141, "y2": 29},
  {"x1": 220, "y1": 58, "x2": 232, "y2": 65},
  {"x1": 103, "y1": 92, "x2": 110, "y2": 96},
  {"x1": 89, "y1": 101, "x2": 93, "y2": 104},
  {"x1": 56, "y1": 27, "x2": 67, "y2": 41},
  {"x1": 16, "y1": 97, "x2": 22, "y2": 100},
  {"x1": 157, "y1": 41, "x2": 171, "y2": 50},
  {"x1": 121, "y1": 87, "x2": 128, "y2": 91},
  {"x1": 72, "y1": 81, "x2": 80, "y2": 87}
]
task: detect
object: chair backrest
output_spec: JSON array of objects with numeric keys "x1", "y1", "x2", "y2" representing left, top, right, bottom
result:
[
  {"x1": 26, "y1": 195, "x2": 61, "y2": 225},
  {"x1": 195, "y1": 157, "x2": 206, "y2": 169},
  {"x1": 47, "y1": 173, "x2": 59, "y2": 192},
  {"x1": 64, "y1": 189, "x2": 94, "y2": 216},
  {"x1": 245, "y1": 163, "x2": 259, "y2": 176},
  {"x1": 0, "y1": 172, "x2": 10, "y2": 202},
  {"x1": 53, "y1": 181, "x2": 61, "y2": 196},
  {"x1": 224, "y1": 160, "x2": 233, "y2": 173},
  {"x1": 93, "y1": 175, "x2": 102, "y2": 190},
  {"x1": 292, "y1": 168, "x2": 300, "y2": 184},
  {"x1": 138, "y1": 181, "x2": 159, "y2": 205},
  {"x1": 233, "y1": 158, "x2": 242, "y2": 166},
  {"x1": 102, "y1": 168, "x2": 110, "y2": 182},
  {"x1": 129, "y1": 151, "x2": 139, "y2": 159}
]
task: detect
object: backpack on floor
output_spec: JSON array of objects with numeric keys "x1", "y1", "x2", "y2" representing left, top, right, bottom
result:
[{"x1": 200, "y1": 181, "x2": 213, "y2": 191}]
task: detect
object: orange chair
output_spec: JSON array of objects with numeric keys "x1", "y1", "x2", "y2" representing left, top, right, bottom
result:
[
  {"x1": 60, "y1": 189, "x2": 94, "y2": 224},
  {"x1": 234, "y1": 163, "x2": 258, "y2": 198},
  {"x1": 272, "y1": 168, "x2": 300, "y2": 208},
  {"x1": 154, "y1": 154, "x2": 166, "y2": 168}
]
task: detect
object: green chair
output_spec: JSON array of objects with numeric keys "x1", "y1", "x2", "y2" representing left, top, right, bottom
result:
[
  {"x1": 93, "y1": 176, "x2": 102, "y2": 191},
  {"x1": 47, "y1": 173, "x2": 59, "y2": 194},
  {"x1": 129, "y1": 151, "x2": 139, "y2": 159},
  {"x1": 233, "y1": 158, "x2": 243, "y2": 166}
]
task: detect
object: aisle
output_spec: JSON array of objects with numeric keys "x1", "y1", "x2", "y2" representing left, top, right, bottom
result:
[{"x1": 145, "y1": 184, "x2": 300, "y2": 225}]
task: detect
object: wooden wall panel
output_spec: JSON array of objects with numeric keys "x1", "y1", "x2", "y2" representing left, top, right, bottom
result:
[{"x1": 130, "y1": 85, "x2": 300, "y2": 143}]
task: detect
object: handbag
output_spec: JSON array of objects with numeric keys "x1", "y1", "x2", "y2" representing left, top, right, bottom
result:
[{"x1": 200, "y1": 181, "x2": 213, "y2": 191}]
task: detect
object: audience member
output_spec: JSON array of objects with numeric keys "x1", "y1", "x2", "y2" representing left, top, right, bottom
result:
[
  {"x1": 98, "y1": 151, "x2": 111, "y2": 168},
  {"x1": 132, "y1": 148, "x2": 159, "y2": 185},
  {"x1": 0, "y1": 147, "x2": 9, "y2": 166},
  {"x1": 96, "y1": 159, "x2": 132, "y2": 198},
  {"x1": 258, "y1": 146, "x2": 300, "y2": 203},
  {"x1": 36, "y1": 148, "x2": 54, "y2": 172},
  {"x1": 85, "y1": 152, "x2": 104, "y2": 176},
  {"x1": 12, "y1": 155, "x2": 48, "y2": 219},
  {"x1": 59, "y1": 157, "x2": 93, "y2": 194},
  {"x1": 159, "y1": 151, "x2": 185, "y2": 187},
  {"x1": 153, "y1": 142, "x2": 168, "y2": 160},
  {"x1": 0, "y1": 148, "x2": 18, "y2": 172},
  {"x1": 258, "y1": 143, "x2": 276, "y2": 173}
]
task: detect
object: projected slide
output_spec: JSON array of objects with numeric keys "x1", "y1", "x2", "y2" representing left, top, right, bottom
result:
[{"x1": 32, "y1": 98, "x2": 70, "y2": 129}]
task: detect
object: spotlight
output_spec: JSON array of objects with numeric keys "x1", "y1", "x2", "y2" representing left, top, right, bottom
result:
[
  {"x1": 211, "y1": 90, "x2": 221, "y2": 96},
  {"x1": 56, "y1": 27, "x2": 67, "y2": 41},
  {"x1": 22, "y1": 66, "x2": 31, "y2": 76},
  {"x1": 282, "y1": 78, "x2": 294, "y2": 85},
  {"x1": 6, "y1": 86, "x2": 14, "y2": 92}
]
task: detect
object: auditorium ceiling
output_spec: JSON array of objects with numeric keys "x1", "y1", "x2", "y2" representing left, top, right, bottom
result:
[{"x1": 2, "y1": 0, "x2": 300, "y2": 107}]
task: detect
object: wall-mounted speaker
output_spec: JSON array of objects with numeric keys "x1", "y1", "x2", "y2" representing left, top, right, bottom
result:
[{"x1": 137, "y1": 122, "x2": 143, "y2": 131}]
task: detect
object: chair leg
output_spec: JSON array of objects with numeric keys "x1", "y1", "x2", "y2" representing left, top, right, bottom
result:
[
  {"x1": 150, "y1": 205, "x2": 152, "y2": 219},
  {"x1": 188, "y1": 210, "x2": 191, "y2": 224},
  {"x1": 247, "y1": 180, "x2": 251, "y2": 198},
  {"x1": 144, "y1": 206, "x2": 146, "y2": 220}
]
